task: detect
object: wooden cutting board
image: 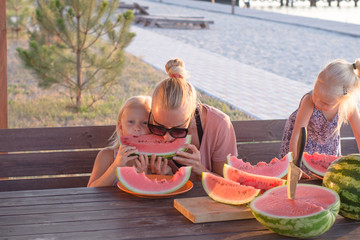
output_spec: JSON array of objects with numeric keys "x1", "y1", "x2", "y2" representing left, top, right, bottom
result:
[{"x1": 174, "y1": 196, "x2": 254, "y2": 223}]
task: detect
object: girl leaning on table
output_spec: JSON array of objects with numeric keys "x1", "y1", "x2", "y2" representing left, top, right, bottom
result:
[
  {"x1": 148, "y1": 58, "x2": 238, "y2": 180},
  {"x1": 279, "y1": 59, "x2": 360, "y2": 174},
  {"x1": 87, "y1": 96, "x2": 171, "y2": 187}
]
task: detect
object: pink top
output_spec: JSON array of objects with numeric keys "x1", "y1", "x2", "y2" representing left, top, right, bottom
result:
[{"x1": 200, "y1": 104, "x2": 238, "y2": 171}]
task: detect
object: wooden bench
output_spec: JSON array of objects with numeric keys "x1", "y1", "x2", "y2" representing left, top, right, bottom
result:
[
  {"x1": 118, "y1": 3, "x2": 149, "y2": 15},
  {"x1": 134, "y1": 15, "x2": 214, "y2": 29},
  {"x1": 0, "y1": 120, "x2": 357, "y2": 192}
]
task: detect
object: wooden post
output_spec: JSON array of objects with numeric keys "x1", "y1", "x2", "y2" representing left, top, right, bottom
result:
[
  {"x1": 0, "y1": 0, "x2": 8, "y2": 129},
  {"x1": 231, "y1": 0, "x2": 235, "y2": 14}
]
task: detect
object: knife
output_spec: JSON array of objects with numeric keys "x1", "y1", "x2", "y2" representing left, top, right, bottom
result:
[{"x1": 287, "y1": 127, "x2": 307, "y2": 200}]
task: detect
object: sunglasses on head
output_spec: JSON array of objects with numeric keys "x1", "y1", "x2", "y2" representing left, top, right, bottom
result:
[{"x1": 147, "y1": 111, "x2": 189, "y2": 138}]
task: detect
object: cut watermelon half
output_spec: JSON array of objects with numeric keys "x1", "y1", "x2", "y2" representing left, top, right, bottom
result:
[
  {"x1": 227, "y1": 152, "x2": 292, "y2": 179},
  {"x1": 116, "y1": 166, "x2": 192, "y2": 194},
  {"x1": 250, "y1": 184, "x2": 340, "y2": 238},
  {"x1": 302, "y1": 152, "x2": 340, "y2": 177},
  {"x1": 202, "y1": 172, "x2": 260, "y2": 205},
  {"x1": 119, "y1": 134, "x2": 192, "y2": 159},
  {"x1": 223, "y1": 164, "x2": 286, "y2": 193}
]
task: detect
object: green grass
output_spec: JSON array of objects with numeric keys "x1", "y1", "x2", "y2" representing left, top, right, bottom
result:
[{"x1": 7, "y1": 39, "x2": 253, "y2": 128}]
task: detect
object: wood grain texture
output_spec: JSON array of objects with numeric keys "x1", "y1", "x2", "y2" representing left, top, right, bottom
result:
[
  {"x1": 0, "y1": 182, "x2": 358, "y2": 239},
  {"x1": 174, "y1": 196, "x2": 253, "y2": 223},
  {"x1": 0, "y1": 0, "x2": 7, "y2": 129}
]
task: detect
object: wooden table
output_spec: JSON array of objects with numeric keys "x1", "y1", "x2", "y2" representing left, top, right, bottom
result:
[{"x1": 1, "y1": 181, "x2": 359, "y2": 239}]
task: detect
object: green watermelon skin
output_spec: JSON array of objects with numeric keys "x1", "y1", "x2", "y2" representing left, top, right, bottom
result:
[
  {"x1": 323, "y1": 154, "x2": 360, "y2": 221},
  {"x1": 250, "y1": 184, "x2": 340, "y2": 238}
]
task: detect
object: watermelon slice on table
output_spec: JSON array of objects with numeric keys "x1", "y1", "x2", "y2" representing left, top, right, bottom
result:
[
  {"x1": 227, "y1": 152, "x2": 292, "y2": 179},
  {"x1": 250, "y1": 184, "x2": 340, "y2": 238},
  {"x1": 119, "y1": 134, "x2": 192, "y2": 160},
  {"x1": 116, "y1": 166, "x2": 192, "y2": 194},
  {"x1": 302, "y1": 152, "x2": 340, "y2": 177},
  {"x1": 223, "y1": 164, "x2": 286, "y2": 193},
  {"x1": 202, "y1": 172, "x2": 260, "y2": 205}
]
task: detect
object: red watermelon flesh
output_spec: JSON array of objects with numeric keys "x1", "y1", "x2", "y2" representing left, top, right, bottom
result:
[
  {"x1": 227, "y1": 152, "x2": 291, "y2": 178},
  {"x1": 116, "y1": 166, "x2": 192, "y2": 194},
  {"x1": 223, "y1": 164, "x2": 286, "y2": 193},
  {"x1": 120, "y1": 134, "x2": 191, "y2": 159},
  {"x1": 252, "y1": 184, "x2": 338, "y2": 216},
  {"x1": 302, "y1": 152, "x2": 340, "y2": 177},
  {"x1": 202, "y1": 172, "x2": 260, "y2": 205}
]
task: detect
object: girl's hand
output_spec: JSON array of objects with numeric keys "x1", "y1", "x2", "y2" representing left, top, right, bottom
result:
[
  {"x1": 172, "y1": 144, "x2": 207, "y2": 177},
  {"x1": 113, "y1": 145, "x2": 138, "y2": 167},
  {"x1": 149, "y1": 155, "x2": 172, "y2": 175},
  {"x1": 135, "y1": 154, "x2": 149, "y2": 173}
]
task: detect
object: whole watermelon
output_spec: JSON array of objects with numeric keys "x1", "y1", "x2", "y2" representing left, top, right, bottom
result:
[{"x1": 323, "y1": 154, "x2": 360, "y2": 221}]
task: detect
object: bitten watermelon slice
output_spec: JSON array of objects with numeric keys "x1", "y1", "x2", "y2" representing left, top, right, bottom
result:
[
  {"x1": 227, "y1": 152, "x2": 292, "y2": 178},
  {"x1": 250, "y1": 184, "x2": 340, "y2": 238},
  {"x1": 302, "y1": 152, "x2": 340, "y2": 177},
  {"x1": 223, "y1": 164, "x2": 286, "y2": 193},
  {"x1": 120, "y1": 134, "x2": 192, "y2": 159},
  {"x1": 116, "y1": 166, "x2": 192, "y2": 194},
  {"x1": 202, "y1": 172, "x2": 260, "y2": 205}
]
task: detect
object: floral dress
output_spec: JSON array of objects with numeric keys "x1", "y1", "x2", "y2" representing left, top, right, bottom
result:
[{"x1": 279, "y1": 92, "x2": 341, "y2": 173}]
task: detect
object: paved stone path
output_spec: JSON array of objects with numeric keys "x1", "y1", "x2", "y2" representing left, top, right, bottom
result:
[{"x1": 125, "y1": 0, "x2": 359, "y2": 119}]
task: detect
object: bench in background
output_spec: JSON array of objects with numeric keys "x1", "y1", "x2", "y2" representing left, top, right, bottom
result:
[{"x1": 0, "y1": 120, "x2": 357, "y2": 191}]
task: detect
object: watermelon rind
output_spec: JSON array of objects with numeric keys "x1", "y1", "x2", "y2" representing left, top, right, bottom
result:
[
  {"x1": 302, "y1": 152, "x2": 340, "y2": 177},
  {"x1": 250, "y1": 184, "x2": 340, "y2": 238},
  {"x1": 116, "y1": 166, "x2": 192, "y2": 194},
  {"x1": 119, "y1": 135, "x2": 192, "y2": 160},
  {"x1": 323, "y1": 154, "x2": 360, "y2": 221},
  {"x1": 226, "y1": 152, "x2": 292, "y2": 179},
  {"x1": 202, "y1": 172, "x2": 260, "y2": 205},
  {"x1": 223, "y1": 164, "x2": 286, "y2": 193}
]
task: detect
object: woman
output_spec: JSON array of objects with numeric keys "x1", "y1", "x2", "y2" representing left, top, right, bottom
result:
[{"x1": 149, "y1": 58, "x2": 238, "y2": 179}]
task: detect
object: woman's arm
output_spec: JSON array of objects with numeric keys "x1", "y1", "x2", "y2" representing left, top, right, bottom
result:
[
  {"x1": 289, "y1": 94, "x2": 314, "y2": 159},
  {"x1": 348, "y1": 106, "x2": 360, "y2": 152}
]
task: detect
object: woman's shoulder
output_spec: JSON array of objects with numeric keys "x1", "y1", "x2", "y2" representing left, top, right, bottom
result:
[{"x1": 202, "y1": 104, "x2": 231, "y2": 122}]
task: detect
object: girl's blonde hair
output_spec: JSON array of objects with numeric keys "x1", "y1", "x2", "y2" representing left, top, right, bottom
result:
[
  {"x1": 109, "y1": 95, "x2": 152, "y2": 149},
  {"x1": 315, "y1": 59, "x2": 360, "y2": 131},
  {"x1": 152, "y1": 59, "x2": 198, "y2": 119}
]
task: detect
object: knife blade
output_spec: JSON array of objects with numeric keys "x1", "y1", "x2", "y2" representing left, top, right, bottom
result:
[{"x1": 287, "y1": 127, "x2": 307, "y2": 200}]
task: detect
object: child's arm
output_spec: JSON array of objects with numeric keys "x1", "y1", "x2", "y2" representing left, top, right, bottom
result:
[
  {"x1": 289, "y1": 94, "x2": 314, "y2": 159},
  {"x1": 348, "y1": 106, "x2": 360, "y2": 152},
  {"x1": 87, "y1": 145, "x2": 138, "y2": 187}
]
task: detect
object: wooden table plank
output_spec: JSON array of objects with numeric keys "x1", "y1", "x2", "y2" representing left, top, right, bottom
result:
[{"x1": 0, "y1": 181, "x2": 359, "y2": 239}]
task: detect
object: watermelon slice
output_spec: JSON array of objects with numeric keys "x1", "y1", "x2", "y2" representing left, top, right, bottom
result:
[
  {"x1": 120, "y1": 134, "x2": 192, "y2": 159},
  {"x1": 202, "y1": 172, "x2": 260, "y2": 205},
  {"x1": 223, "y1": 164, "x2": 286, "y2": 193},
  {"x1": 116, "y1": 166, "x2": 192, "y2": 194},
  {"x1": 250, "y1": 184, "x2": 340, "y2": 238},
  {"x1": 227, "y1": 152, "x2": 292, "y2": 178},
  {"x1": 302, "y1": 152, "x2": 340, "y2": 177}
]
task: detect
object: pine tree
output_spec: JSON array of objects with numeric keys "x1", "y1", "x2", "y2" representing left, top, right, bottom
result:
[
  {"x1": 6, "y1": 0, "x2": 34, "y2": 40},
  {"x1": 17, "y1": 0, "x2": 135, "y2": 110}
]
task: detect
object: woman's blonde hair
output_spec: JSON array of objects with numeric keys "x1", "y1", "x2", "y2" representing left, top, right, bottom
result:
[
  {"x1": 152, "y1": 59, "x2": 198, "y2": 119},
  {"x1": 315, "y1": 59, "x2": 360, "y2": 131},
  {"x1": 109, "y1": 95, "x2": 152, "y2": 149}
]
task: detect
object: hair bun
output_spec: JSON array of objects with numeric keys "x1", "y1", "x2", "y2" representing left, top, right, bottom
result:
[{"x1": 165, "y1": 58, "x2": 187, "y2": 79}]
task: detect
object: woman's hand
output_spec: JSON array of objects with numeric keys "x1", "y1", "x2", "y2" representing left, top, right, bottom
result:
[
  {"x1": 172, "y1": 144, "x2": 207, "y2": 177},
  {"x1": 113, "y1": 145, "x2": 139, "y2": 167},
  {"x1": 149, "y1": 155, "x2": 172, "y2": 175},
  {"x1": 135, "y1": 154, "x2": 149, "y2": 173}
]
